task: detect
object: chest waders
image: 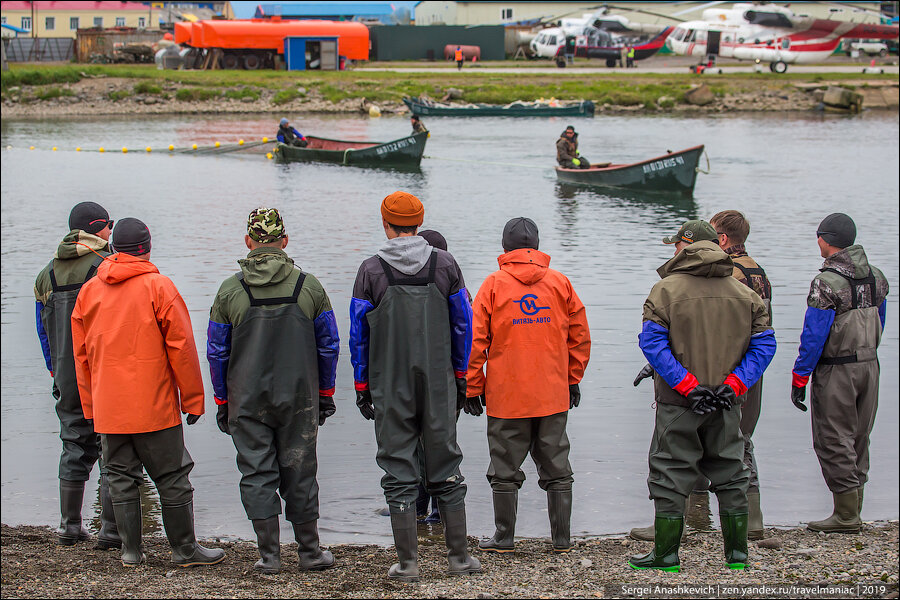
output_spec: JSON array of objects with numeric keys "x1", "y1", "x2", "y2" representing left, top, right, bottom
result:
[
  {"x1": 367, "y1": 253, "x2": 466, "y2": 514},
  {"x1": 810, "y1": 268, "x2": 881, "y2": 497},
  {"x1": 227, "y1": 271, "x2": 321, "y2": 524}
]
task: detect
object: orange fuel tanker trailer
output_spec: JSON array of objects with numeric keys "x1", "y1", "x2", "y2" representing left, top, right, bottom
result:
[{"x1": 174, "y1": 18, "x2": 369, "y2": 69}]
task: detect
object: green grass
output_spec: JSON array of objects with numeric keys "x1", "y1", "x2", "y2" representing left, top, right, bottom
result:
[
  {"x1": 272, "y1": 88, "x2": 303, "y2": 105},
  {"x1": 133, "y1": 81, "x2": 163, "y2": 95},
  {"x1": 224, "y1": 87, "x2": 261, "y2": 100},
  {"x1": 35, "y1": 87, "x2": 75, "y2": 100},
  {"x1": 175, "y1": 87, "x2": 222, "y2": 101},
  {"x1": 107, "y1": 90, "x2": 131, "y2": 101}
]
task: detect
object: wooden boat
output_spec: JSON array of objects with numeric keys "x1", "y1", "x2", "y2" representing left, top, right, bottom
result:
[
  {"x1": 403, "y1": 96, "x2": 594, "y2": 117},
  {"x1": 274, "y1": 132, "x2": 428, "y2": 166},
  {"x1": 555, "y1": 145, "x2": 705, "y2": 195}
]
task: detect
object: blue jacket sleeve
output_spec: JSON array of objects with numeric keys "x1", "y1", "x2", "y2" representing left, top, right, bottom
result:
[
  {"x1": 448, "y1": 288, "x2": 473, "y2": 377},
  {"x1": 879, "y1": 299, "x2": 887, "y2": 331},
  {"x1": 276, "y1": 132, "x2": 285, "y2": 143},
  {"x1": 35, "y1": 301, "x2": 52, "y2": 372},
  {"x1": 349, "y1": 297, "x2": 374, "y2": 387},
  {"x1": 206, "y1": 320, "x2": 232, "y2": 401},
  {"x1": 638, "y1": 320, "x2": 688, "y2": 389},
  {"x1": 793, "y1": 306, "x2": 835, "y2": 377},
  {"x1": 314, "y1": 309, "x2": 340, "y2": 393},
  {"x1": 292, "y1": 127, "x2": 305, "y2": 140},
  {"x1": 731, "y1": 330, "x2": 776, "y2": 389}
]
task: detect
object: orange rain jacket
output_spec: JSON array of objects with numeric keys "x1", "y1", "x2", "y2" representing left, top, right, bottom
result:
[
  {"x1": 71, "y1": 253, "x2": 205, "y2": 434},
  {"x1": 467, "y1": 248, "x2": 591, "y2": 419}
]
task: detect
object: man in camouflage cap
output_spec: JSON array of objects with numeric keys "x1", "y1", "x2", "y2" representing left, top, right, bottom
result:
[{"x1": 207, "y1": 207, "x2": 340, "y2": 574}]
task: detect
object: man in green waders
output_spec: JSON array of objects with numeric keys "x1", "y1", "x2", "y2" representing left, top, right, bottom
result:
[
  {"x1": 631, "y1": 220, "x2": 776, "y2": 572},
  {"x1": 349, "y1": 191, "x2": 480, "y2": 582},
  {"x1": 207, "y1": 208, "x2": 339, "y2": 574},
  {"x1": 34, "y1": 202, "x2": 120, "y2": 550},
  {"x1": 791, "y1": 213, "x2": 888, "y2": 532}
]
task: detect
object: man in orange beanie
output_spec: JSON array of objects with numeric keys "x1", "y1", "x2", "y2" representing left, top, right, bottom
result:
[{"x1": 349, "y1": 191, "x2": 480, "y2": 582}]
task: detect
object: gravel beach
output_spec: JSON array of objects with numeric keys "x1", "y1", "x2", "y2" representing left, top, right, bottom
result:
[{"x1": 2, "y1": 521, "x2": 897, "y2": 598}]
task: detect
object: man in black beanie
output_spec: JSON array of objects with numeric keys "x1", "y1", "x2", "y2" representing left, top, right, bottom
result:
[
  {"x1": 791, "y1": 213, "x2": 889, "y2": 532},
  {"x1": 34, "y1": 202, "x2": 119, "y2": 549}
]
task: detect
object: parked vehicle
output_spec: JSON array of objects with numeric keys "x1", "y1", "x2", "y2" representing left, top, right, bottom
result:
[{"x1": 844, "y1": 39, "x2": 889, "y2": 56}]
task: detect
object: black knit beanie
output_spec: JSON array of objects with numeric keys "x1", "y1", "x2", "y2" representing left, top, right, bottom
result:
[
  {"x1": 817, "y1": 213, "x2": 856, "y2": 249},
  {"x1": 112, "y1": 217, "x2": 152, "y2": 256}
]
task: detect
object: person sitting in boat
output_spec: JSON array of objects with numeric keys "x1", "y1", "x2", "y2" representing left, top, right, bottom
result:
[
  {"x1": 277, "y1": 118, "x2": 308, "y2": 148},
  {"x1": 557, "y1": 126, "x2": 590, "y2": 169},
  {"x1": 411, "y1": 115, "x2": 428, "y2": 134}
]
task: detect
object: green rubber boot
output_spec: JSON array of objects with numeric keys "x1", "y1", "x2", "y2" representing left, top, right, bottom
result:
[
  {"x1": 628, "y1": 515, "x2": 683, "y2": 572},
  {"x1": 721, "y1": 512, "x2": 749, "y2": 570},
  {"x1": 808, "y1": 490, "x2": 861, "y2": 533},
  {"x1": 747, "y1": 492, "x2": 764, "y2": 541}
]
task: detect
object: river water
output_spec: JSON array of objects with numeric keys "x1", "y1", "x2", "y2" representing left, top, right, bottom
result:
[{"x1": 1, "y1": 112, "x2": 897, "y2": 544}]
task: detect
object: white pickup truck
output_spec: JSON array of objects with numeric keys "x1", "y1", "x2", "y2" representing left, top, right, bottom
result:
[{"x1": 844, "y1": 39, "x2": 889, "y2": 57}]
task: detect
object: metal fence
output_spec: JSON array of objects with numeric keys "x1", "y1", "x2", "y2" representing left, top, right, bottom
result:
[
  {"x1": 75, "y1": 29, "x2": 164, "y2": 62},
  {"x1": 368, "y1": 25, "x2": 505, "y2": 61},
  {"x1": 2, "y1": 37, "x2": 75, "y2": 62}
]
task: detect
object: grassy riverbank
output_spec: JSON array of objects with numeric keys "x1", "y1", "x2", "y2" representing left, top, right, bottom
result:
[
  {"x1": 2, "y1": 63, "x2": 897, "y2": 117},
  {"x1": 1, "y1": 522, "x2": 898, "y2": 598}
]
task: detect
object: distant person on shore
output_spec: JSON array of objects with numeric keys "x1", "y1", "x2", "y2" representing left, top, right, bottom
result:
[
  {"x1": 207, "y1": 208, "x2": 339, "y2": 574},
  {"x1": 277, "y1": 117, "x2": 308, "y2": 147},
  {"x1": 455, "y1": 46, "x2": 464, "y2": 70},
  {"x1": 627, "y1": 45, "x2": 636, "y2": 68},
  {"x1": 34, "y1": 202, "x2": 120, "y2": 550},
  {"x1": 791, "y1": 213, "x2": 888, "y2": 533},
  {"x1": 411, "y1": 114, "x2": 428, "y2": 134},
  {"x1": 556, "y1": 125, "x2": 590, "y2": 169},
  {"x1": 466, "y1": 217, "x2": 591, "y2": 554},
  {"x1": 71, "y1": 218, "x2": 225, "y2": 569}
]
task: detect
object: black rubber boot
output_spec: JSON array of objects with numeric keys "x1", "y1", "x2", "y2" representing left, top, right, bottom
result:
[
  {"x1": 548, "y1": 490, "x2": 573, "y2": 552},
  {"x1": 57, "y1": 480, "x2": 90, "y2": 546},
  {"x1": 252, "y1": 517, "x2": 281, "y2": 574},
  {"x1": 161, "y1": 501, "x2": 226, "y2": 567},
  {"x1": 112, "y1": 500, "x2": 145, "y2": 567},
  {"x1": 95, "y1": 474, "x2": 122, "y2": 550},
  {"x1": 441, "y1": 504, "x2": 482, "y2": 576},
  {"x1": 628, "y1": 515, "x2": 683, "y2": 572},
  {"x1": 721, "y1": 512, "x2": 749, "y2": 570},
  {"x1": 387, "y1": 511, "x2": 419, "y2": 582},
  {"x1": 292, "y1": 520, "x2": 334, "y2": 571},
  {"x1": 479, "y1": 490, "x2": 517, "y2": 553}
]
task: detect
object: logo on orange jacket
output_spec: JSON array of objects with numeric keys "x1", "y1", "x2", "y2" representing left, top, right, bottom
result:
[{"x1": 514, "y1": 294, "x2": 550, "y2": 315}]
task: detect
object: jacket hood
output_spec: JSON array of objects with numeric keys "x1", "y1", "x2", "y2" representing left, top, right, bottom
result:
[
  {"x1": 559, "y1": 131, "x2": 577, "y2": 140},
  {"x1": 97, "y1": 252, "x2": 159, "y2": 284},
  {"x1": 378, "y1": 236, "x2": 433, "y2": 276},
  {"x1": 498, "y1": 248, "x2": 550, "y2": 285},
  {"x1": 821, "y1": 244, "x2": 871, "y2": 279},
  {"x1": 238, "y1": 248, "x2": 295, "y2": 286},
  {"x1": 657, "y1": 240, "x2": 733, "y2": 279},
  {"x1": 55, "y1": 230, "x2": 109, "y2": 260}
]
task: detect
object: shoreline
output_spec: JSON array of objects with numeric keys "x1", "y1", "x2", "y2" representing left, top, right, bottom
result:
[{"x1": 2, "y1": 521, "x2": 898, "y2": 598}]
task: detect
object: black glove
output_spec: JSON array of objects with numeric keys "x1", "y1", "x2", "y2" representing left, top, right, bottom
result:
[
  {"x1": 791, "y1": 385, "x2": 808, "y2": 412},
  {"x1": 569, "y1": 383, "x2": 581, "y2": 409},
  {"x1": 186, "y1": 413, "x2": 200, "y2": 425},
  {"x1": 356, "y1": 389, "x2": 375, "y2": 421},
  {"x1": 463, "y1": 395, "x2": 484, "y2": 417},
  {"x1": 633, "y1": 364, "x2": 655, "y2": 387},
  {"x1": 687, "y1": 386, "x2": 718, "y2": 415},
  {"x1": 711, "y1": 384, "x2": 737, "y2": 411},
  {"x1": 216, "y1": 403, "x2": 230, "y2": 435},
  {"x1": 455, "y1": 377, "x2": 467, "y2": 412},
  {"x1": 318, "y1": 395, "x2": 336, "y2": 426}
]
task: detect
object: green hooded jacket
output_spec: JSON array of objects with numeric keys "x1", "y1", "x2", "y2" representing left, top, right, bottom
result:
[{"x1": 35, "y1": 230, "x2": 110, "y2": 304}]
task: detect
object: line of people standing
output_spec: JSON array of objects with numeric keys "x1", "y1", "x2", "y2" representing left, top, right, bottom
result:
[{"x1": 34, "y1": 197, "x2": 887, "y2": 579}]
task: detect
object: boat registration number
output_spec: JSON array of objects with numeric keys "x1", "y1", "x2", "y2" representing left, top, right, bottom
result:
[
  {"x1": 642, "y1": 155, "x2": 685, "y2": 174},
  {"x1": 375, "y1": 137, "x2": 414, "y2": 155}
]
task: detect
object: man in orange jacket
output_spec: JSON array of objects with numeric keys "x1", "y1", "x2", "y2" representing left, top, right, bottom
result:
[
  {"x1": 466, "y1": 217, "x2": 591, "y2": 553},
  {"x1": 72, "y1": 218, "x2": 225, "y2": 569}
]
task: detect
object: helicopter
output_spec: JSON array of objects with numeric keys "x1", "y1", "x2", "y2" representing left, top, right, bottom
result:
[{"x1": 664, "y1": 2, "x2": 899, "y2": 73}]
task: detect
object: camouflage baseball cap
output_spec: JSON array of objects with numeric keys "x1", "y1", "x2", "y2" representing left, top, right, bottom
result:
[
  {"x1": 247, "y1": 207, "x2": 285, "y2": 243},
  {"x1": 662, "y1": 219, "x2": 717, "y2": 245}
]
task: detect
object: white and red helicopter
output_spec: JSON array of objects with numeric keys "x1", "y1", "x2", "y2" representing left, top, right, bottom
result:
[{"x1": 665, "y1": 2, "x2": 899, "y2": 72}]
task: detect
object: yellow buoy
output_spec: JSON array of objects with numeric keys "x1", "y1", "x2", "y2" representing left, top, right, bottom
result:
[
  {"x1": 146, "y1": 146, "x2": 152, "y2": 153},
  {"x1": 52, "y1": 147, "x2": 58, "y2": 151},
  {"x1": 215, "y1": 141, "x2": 221, "y2": 148},
  {"x1": 238, "y1": 139, "x2": 245, "y2": 145},
  {"x1": 262, "y1": 136, "x2": 268, "y2": 143},
  {"x1": 368, "y1": 105, "x2": 381, "y2": 117},
  {"x1": 99, "y1": 147, "x2": 105, "y2": 153},
  {"x1": 266, "y1": 152, "x2": 273, "y2": 160},
  {"x1": 76, "y1": 147, "x2": 82, "y2": 152},
  {"x1": 122, "y1": 147, "x2": 128, "y2": 154},
  {"x1": 168, "y1": 144, "x2": 175, "y2": 151},
  {"x1": 192, "y1": 143, "x2": 198, "y2": 150},
  {"x1": 29, "y1": 146, "x2": 35, "y2": 150}
]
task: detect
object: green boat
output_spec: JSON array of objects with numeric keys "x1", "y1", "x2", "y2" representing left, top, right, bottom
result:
[
  {"x1": 555, "y1": 145, "x2": 705, "y2": 196},
  {"x1": 274, "y1": 132, "x2": 428, "y2": 167},
  {"x1": 403, "y1": 96, "x2": 594, "y2": 117}
]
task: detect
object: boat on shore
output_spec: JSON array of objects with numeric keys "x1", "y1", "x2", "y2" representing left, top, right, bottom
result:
[
  {"x1": 555, "y1": 145, "x2": 705, "y2": 195},
  {"x1": 403, "y1": 96, "x2": 595, "y2": 117},
  {"x1": 274, "y1": 132, "x2": 428, "y2": 167}
]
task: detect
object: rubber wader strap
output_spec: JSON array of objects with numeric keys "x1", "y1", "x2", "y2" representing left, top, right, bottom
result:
[
  {"x1": 819, "y1": 354, "x2": 859, "y2": 365},
  {"x1": 733, "y1": 261, "x2": 772, "y2": 299},
  {"x1": 821, "y1": 268, "x2": 877, "y2": 310},
  {"x1": 236, "y1": 271, "x2": 307, "y2": 307},
  {"x1": 48, "y1": 256, "x2": 102, "y2": 293},
  {"x1": 377, "y1": 252, "x2": 438, "y2": 287}
]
